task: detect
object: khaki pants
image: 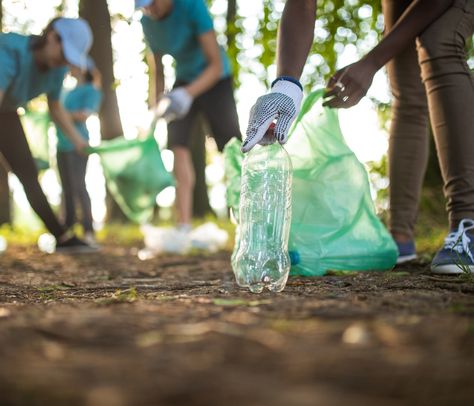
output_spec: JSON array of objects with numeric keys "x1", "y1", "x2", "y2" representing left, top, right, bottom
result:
[{"x1": 383, "y1": 0, "x2": 474, "y2": 238}]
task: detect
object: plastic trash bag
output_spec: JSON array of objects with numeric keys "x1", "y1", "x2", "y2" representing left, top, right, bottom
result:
[
  {"x1": 139, "y1": 222, "x2": 228, "y2": 258},
  {"x1": 189, "y1": 222, "x2": 228, "y2": 253},
  {"x1": 224, "y1": 89, "x2": 397, "y2": 276},
  {"x1": 139, "y1": 224, "x2": 191, "y2": 257},
  {"x1": 21, "y1": 110, "x2": 51, "y2": 171},
  {"x1": 89, "y1": 130, "x2": 174, "y2": 224}
]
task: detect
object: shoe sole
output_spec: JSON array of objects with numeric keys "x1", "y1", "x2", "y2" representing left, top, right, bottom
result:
[
  {"x1": 431, "y1": 263, "x2": 474, "y2": 275},
  {"x1": 396, "y1": 254, "x2": 417, "y2": 264}
]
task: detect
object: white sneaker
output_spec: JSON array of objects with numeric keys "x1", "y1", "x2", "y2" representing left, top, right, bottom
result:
[{"x1": 84, "y1": 232, "x2": 99, "y2": 248}]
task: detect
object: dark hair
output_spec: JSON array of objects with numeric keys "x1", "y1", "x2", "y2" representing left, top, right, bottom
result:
[{"x1": 31, "y1": 17, "x2": 62, "y2": 50}]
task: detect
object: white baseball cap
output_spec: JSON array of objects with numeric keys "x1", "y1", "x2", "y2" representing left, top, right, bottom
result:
[
  {"x1": 135, "y1": 0, "x2": 153, "y2": 9},
  {"x1": 52, "y1": 18, "x2": 93, "y2": 70}
]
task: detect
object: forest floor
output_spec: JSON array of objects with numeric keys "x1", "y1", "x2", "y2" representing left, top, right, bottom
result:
[{"x1": 0, "y1": 241, "x2": 473, "y2": 406}]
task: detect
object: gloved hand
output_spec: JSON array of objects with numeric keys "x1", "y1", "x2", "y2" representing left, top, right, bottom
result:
[
  {"x1": 155, "y1": 87, "x2": 193, "y2": 122},
  {"x1": 242, "y1": 78, "x2": 303, "y2": 153}
]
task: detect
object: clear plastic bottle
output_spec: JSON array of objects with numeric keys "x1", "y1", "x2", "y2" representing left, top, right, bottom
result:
[{"x1": 232, "y1": 135, "x2": 293, "y2": 293}]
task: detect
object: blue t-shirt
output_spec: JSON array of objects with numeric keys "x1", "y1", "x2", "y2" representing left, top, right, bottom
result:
[
  {"x1": 56, "y1": 83, "x2": 102, "y2": 152},
  {"x1": 141, "y1": 0, "x2": 231, "y2": 84},
  {"x1": 0, "y1": 33, "x2": 68, "y2": 112}
]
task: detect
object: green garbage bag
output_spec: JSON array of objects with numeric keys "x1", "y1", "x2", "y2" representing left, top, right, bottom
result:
[
  {"x1": 224, "y1": 89, "x2": 397, "y2": 276},
  {"x1": 21, "y1": 110, "x2": 51, "y2": 171},
  {"x1": 89, "y1": 125, "x2": 174, "y2": 224}
]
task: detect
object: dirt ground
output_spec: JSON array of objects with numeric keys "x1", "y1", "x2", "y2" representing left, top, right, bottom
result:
[{"x1": 0, "y1": 243, "x2": 473, "y2": 406}]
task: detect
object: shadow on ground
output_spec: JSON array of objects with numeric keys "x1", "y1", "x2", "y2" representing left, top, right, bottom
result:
[{"x1": 0, "y1": 244, "x2": 473, "y2": 405}]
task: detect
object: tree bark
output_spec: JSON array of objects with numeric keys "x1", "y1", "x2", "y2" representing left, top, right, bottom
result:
[
  {"x1": 188, "y1": 0, "x2": 239, "y2": 219},
  {"x1": 79, "y1": 0, "x2": 128, "y2": 221},
  {"x1": 79, "y1": 0, "x2": 123, "y2": 140},
  {"x1": 0, "y1": 0, "x2": 12, "y2": 226},
  {"x1": 191, "y1": 115, "x2": 214, "y2": 218}
]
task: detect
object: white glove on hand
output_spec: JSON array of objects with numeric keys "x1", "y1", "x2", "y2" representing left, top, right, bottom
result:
[
  {"x1": 155, "y1": 87, "x2": 193, "y2": 122},
  {"x1": 242, "y1": 79, "x2": 303, "y2": 153}
]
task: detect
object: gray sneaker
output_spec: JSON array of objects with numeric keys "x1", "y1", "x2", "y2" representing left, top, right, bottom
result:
[{"x1": 431, "y1": 219, "x2": 474, "y2": 274}]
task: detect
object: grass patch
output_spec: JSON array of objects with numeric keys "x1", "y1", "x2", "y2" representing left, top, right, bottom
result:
[{"x1": 96, "y1": 287, "x2": 138, "y2": 305}]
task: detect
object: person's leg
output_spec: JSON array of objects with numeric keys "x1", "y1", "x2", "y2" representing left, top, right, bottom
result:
[
  {"x1": 416, "y1": 0, "x2": 474, "y2": 273},
  {"x1": 417, "y1": 0, "x2": 474, "y2": 229},
  {"x1": 171, "y1": 146, "x2": 195, "y2": 227},
  {"x1": 383, "y1": 0, "x2": 430, "y2": 245},
  {"x1": 168, "y1": 105, "x2": 198, "y2": 228},
  {"x1": 0, "y1": 112, "x2": 65, "y2": 239},
  {"x1": 70, "y1": 151, "x2": 94, "y2": 234},
  {"x1": 56, "y1": 151, "x2": 77, "y2": 230},
  {"x1": 195, "y1": 77, "x2": 242, "y2": 151}
]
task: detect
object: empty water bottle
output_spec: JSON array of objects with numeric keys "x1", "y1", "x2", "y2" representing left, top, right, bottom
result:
[{"x1": 232, "y1": 128, "x2": 293, "y2": 293}]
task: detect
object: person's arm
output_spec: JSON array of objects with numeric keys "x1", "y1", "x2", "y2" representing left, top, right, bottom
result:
[
  {"x1": 156, "y1": 4, "x2": 223, "y2": 121},
  {"x1": 155, "y1": 32, "x2": 222, "y2": 121},
  {"x1": 69, "y1": 111, "x2": 90, "y2": 122},
  {"x1": 277, "y1": 0, "x2": 318, "y2": 78},
  {"x1": 184, "y1": 30, "x2": 222, "y2": 98},
  {"x1": 242, "y1": 0, "x2": 317, "y2": 153},
  {"x1": 48, "y1": 98, "x2": 88, "y2": 151},
  {"x1": 0, "y1": 89, "x2": 4, "y2": 107},
  {"x1": 324, "y1": 0, "x2": 453, "y2": 108}
]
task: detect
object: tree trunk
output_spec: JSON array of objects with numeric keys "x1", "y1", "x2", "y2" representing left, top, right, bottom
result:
[
  {"x1": 225, "y1": 0, "x2": 239, "y2": 87},
  {"x1": 191, "y1": 115, "x2": 214, "y2": 218},
  {"x1": 79, "y1": 0, "x2": 123, "y2": 140},
  {"x1": 79, "y1": 0, "x2": 128, "y2": 222},
  {"x1": 188, "y1": 0, "x2": 239, "y2": 219},
  {"x1": 0, "y1": 0, "x2": 11, "y2": 226},
  {"x1": 0, "y1": 158, "x2": 11, "y2": 226}
]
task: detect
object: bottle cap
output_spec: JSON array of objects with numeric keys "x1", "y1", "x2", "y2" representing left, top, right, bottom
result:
[{"x1": 289, "y1": 250, "x2": 300, "y2": 265}]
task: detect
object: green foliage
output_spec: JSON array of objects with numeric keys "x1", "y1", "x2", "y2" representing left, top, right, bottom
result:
[{"x1": 206, "y1": 1, "x2": 383, "y2": 90}]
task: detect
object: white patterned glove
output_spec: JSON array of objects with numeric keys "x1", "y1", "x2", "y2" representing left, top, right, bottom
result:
[
  {"x1": 155, "y1": 87, "x2": 193, "y2": 122},
  {"x1": 242, "y1": 78, "x2": 303, "y2": 153}
]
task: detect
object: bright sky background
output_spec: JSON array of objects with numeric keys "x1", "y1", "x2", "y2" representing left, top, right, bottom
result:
[{"x1": 2, "y1": 0, "x2": 391, "y2": 229}]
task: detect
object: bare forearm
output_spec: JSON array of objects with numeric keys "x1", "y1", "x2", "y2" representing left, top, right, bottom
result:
[
  {"x1": 70, "y1": 111, "x2": 89, "y2": 122},
  {"x1": 185, "y1": 32, "x2": 223, "y2": 97},
  {"x1": 366, "y1": 0, "x2": 453, "y2": 69},
  {"x1": 277, "y1": 0, "x2": 317, "y2": 79},
  {"x1": 185, "y1": 60, "x2": 222, "y2": 97},
  {"x1": 48, "y1": 101, "x2": 86, "y2": 147}
]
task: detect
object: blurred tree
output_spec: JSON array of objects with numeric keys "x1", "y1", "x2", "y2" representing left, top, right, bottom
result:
[
  {"x1": 79, "y1": 0, "x2": 123, "y2": 140},
  {"x1": 191, "y1": 116, "x2": 214, "y2": 218},
  {"x1": 192, "y1": 0, "x2": 240, "y2": 218},
  {"x1": 0, "y1": 0, "x2": 12, "y2": 225},
  {"x1": 80, "y1": 0, "x2": 128, "y2": 222}
]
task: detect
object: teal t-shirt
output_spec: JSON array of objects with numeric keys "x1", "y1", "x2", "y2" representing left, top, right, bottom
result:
[
  {"x1": 56, "y1": 83, "x2": 102, "y2": 152},
  {"x1": 0, "y1": 33, "x2": 68, "y2": 112},
  {"x1": 141, "y1": 0, "x2": 231, "y2": 84}
]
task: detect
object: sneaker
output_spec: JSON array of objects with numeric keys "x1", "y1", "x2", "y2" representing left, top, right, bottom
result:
[
  {"x1": 396, "y1": 240, "x2": 417, "y2": 264},
  {"x1": 431, "y1": 219, "x2": 474, "y2": 275},
  {"x1": 55, "y1": 235, "x2": 98, "y2": 254}
]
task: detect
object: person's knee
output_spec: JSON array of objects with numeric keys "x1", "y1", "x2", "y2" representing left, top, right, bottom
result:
[{"x1": 391, "y1": 98, "x2": 428, "y2": 126}]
